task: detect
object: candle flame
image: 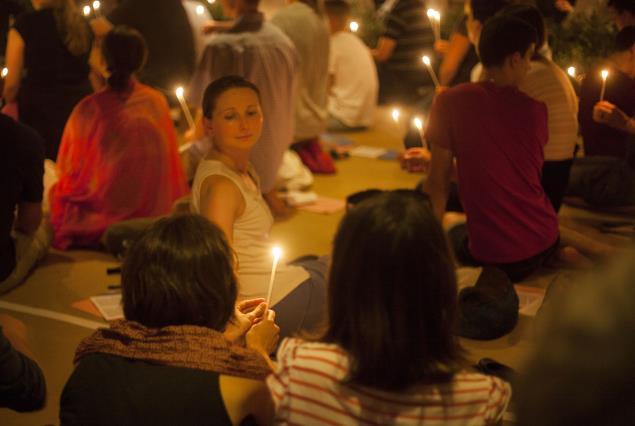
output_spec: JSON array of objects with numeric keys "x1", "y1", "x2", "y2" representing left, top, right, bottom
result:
[
  {"x1": 427, "y1": 8, "x2": 436, "y2": 18},
  {"x1": 272, "y1": 246, "x2": 282, "y2": 261},
  {"x1": 92, "y1": 0, "x2": 100, "y2": 10},
  {"x1": 349, "y1": 21, "x2": 359, "y2": 32},
  {"x1": 422, "y1": 55, "x2": 431, "y2": 66},
  {"x1": 567, "y1": 66, "x2": 576, "y2": 77},
  {"x1": 1, "y1": 67, "x2": 7, "y2": 78},
  {"x1": 207, "y1": 0, "x2": 215, "y2": 3},
  {"x1": 391, "y1": 108, "x2": 400, "y2": 122},
  {"x1": 83, "y1": 5, "x2": 91, "y2": 16},
  {"x1": 601, "y1": 69, "x2": 609, "y2": 80},
  {"x1": 413, "y1": 116, "x2": 423, "y2": 131},
  {"x1": 196, "y1": 5, "x2": 205, "y2": 15},
  {"x1": 175, "y1": 86, "x2": 185, "y2": 98},
  {"x1": 433, "y1": 10, "x2": 441, "y2": 21}
]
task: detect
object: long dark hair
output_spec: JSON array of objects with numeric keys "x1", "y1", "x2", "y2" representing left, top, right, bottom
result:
[
  {"x1": 322, "y1": 190, "x2": 464, "y2": 391},
  {"x1": 102, "y1": 26, "x2": 148, "y2": 92},
  {"x1": 122, "y1": 214, "x2": 237, "y2": 330}
]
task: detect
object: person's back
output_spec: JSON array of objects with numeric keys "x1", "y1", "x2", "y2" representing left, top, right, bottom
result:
[
  {"x1": 328, "y1": 31, "x2": 378, "y2": 128},
  {"x1": 50, "y1": 82, "x2": 188, "y2": 249},
  {"x1": 61, "y1": 353, "x2": 232, "y2": 426},
  {"x1": 271, "y1": 1, "x2": 329, "y2": 140},
  {"x1": 188, "y1": 16, "x2": 298, "y2": 194},
  {"x1": 428, "y1": 82, "x2": 558, "y2": 263},
  {"x1": 107, "y1": 0, "x2": 195, "y2": 90}
]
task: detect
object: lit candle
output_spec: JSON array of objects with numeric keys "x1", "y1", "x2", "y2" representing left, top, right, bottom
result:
[
  {"x1": 207, "y1": 0, "x2": 215, "y2": 3},
  {"x1": 391, "y1": 108, "x2": 400, "y2": 123},
  {"x1": 433, "y1": 10, "x2": 442, "y2": 41},
  {"x1": 196, "y1": 5, "x2": 205, "y2": 15},
  {"x1": 1, "y1": 67, "x2": 8, "y2": 78},
  {"x1": 83, "y1": 5, "x2": 91, "y2": 16},
  {"x1": 349, "y1": 21, "x2": 359, "y2": 33},
  {"x1": 175, "y1": 86, "x2": 196, "y2": 131},
  {"x1": 422, "y1": 55, "x2": 440, "y2": 88},
  {"x1": 599, "y1": 69, "x2": 609, "y2": 101},
  {"x1": 266, "y1": 246, "x2": 282, "y2": 306},
  {"x1": 92, "y1": 0, "x2": 101, "y2": 17},
  {"x1": 567, "y1": 66, "x2": 576, "y2": 78},
  {"x1": 412, "y1": 116, "x2": 426, "y2": 148}
]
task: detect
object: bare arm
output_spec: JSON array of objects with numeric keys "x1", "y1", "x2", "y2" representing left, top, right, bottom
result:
[
  {"x1": 198, "y1": 175, "x2": 244, "y2": 243},
  {"x1": 220, "y1": 375, "x2": 274, "y2": 426},
  {"x1": 423, "y1": 143, "x2": 454, "y2": 222},
  {"x1": 438, "y1": 32, "x2": 471, "y2": 86},
  {"x1": 2, "y1": 29, "x2": 24, "y2": 103},
  {"x1": 371, "y1": 37, "x2": 397, "y2": 63},
  {"x1": 14, "y1": 202, "x2": 42, "y2": 236}
]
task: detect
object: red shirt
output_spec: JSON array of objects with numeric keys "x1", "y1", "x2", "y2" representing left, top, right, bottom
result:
[{"x1": 426, "y1": 82, "x2": 559, "y2": 263}]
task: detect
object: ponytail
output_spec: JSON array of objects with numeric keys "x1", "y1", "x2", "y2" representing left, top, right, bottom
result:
[{"x1": 102, "y1": 26, "x2": 148, "y2": 92}]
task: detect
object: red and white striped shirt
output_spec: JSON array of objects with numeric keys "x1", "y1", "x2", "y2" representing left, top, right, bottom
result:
[{"x1": 267, "y1": 338, "x2": 511, "y2": 425}]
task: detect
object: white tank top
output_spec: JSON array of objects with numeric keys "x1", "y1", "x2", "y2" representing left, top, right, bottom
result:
[{"x1": 191, "y1": 159, "x2": 309, "y2": 305}]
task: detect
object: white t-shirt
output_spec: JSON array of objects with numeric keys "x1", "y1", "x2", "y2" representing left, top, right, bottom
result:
[{"x1": 328, "y1": 31, "x2": 378, "y2": 128}]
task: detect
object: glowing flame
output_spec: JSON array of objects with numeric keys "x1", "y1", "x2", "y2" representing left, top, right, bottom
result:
[
  {"x1": 422, "y1": 55, "x2": 431, "y2": 66},
  {"x1": 83, "y1": 5, "x2": 91, "y2": 16},
  {"x1": 427, "y1": 8, "x2": 436, "y2": 18},
  {"x1": 413, "y1": 116, "x2": 423, "y2": 131},
  {"x1": 272, "y1": 246, "x2": 282, "y2": 261},
  {"x1": 349, "y1": 21, "x2": 359, "y2": 32},
  {"x1": 567, "y1": 66, "x2": 576, "y2": 77},
  {"x1": 196, "y1": 5, "x2": 205, "y2": 15},
  {"x1": 1, "y1": 68, "x2": 8, "y2": 78},
  {"x1": 92, "y1": 0, "x2": 100, "y2": 10},
  {"x1": 175, "y1": 86, "x2": 185, "y2": 99},
  {"x1": 391, "y1": 108, "x2": 400, "y2": 123},
  {"x1": 601, "y1": 69, "x2": 609, "y2": 80}
]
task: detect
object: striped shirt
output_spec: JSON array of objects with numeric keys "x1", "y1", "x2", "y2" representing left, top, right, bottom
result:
[
  {"x1": 519, "y1": 59, "x2": 579, "y2": 161},
  {"x1": 267, "y1": 339, "x2": 511, "y2": 425},
  {"x1": 381, "y1": 0, "x2": 435, "y2": 73}
]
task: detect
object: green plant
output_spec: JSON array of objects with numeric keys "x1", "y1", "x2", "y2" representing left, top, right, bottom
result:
[{"x1": 548, "y1": 8, "x2": 617, "y2": 73}]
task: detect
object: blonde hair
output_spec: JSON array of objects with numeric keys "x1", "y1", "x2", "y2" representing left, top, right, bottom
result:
[{"x1": 52, "y1": 0, "x2": 91, "y2": 56}]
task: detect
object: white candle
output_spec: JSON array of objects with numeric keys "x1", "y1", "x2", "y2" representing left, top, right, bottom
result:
[
  {"x1": 1, "y1": 67, "x2": 8, "y2": 78},
  {"x1": 349, "y1": 21, "x2": 359, "y2": 33},
  {"x1": 266, "y1": 246, "x2": 282, "y2": 306},
  {"x1": 391, "y1": 108, "x2": 400, "y2": 123},
  {"x1": 426, "y1": 9, "x2": 438, "y2": 41},
  {"x1": 422, "y1": 55, "x2": 440, "y2": 88},
  {"x1": 433, "y1": 10, "x2": 441, "y2": 41},
  {"x1": 92, "y1": 0, "x2": 101, "y2": 17},
  {"x1": 567, "y1": 66, "x2": 576, "y2": 78},
  {"x1": 412, "y1": 116, "x2": 426, "y2": 148},
  {"x1": 599, "y1": 69, "x2": 609, "y2": 101},
  {"x1": 83, "y1": 5, "x2": 91, "y2": 16},
  {"x1": 175, "y1": 86, "x2": 196, "y2": 131}
]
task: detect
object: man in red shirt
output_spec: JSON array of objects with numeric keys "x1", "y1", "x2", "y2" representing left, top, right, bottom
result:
[{"x1": 424, "y1": 15, "x2": 559, "y2": 282}]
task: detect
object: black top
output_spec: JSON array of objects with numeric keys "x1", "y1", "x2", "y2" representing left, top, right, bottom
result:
[
  {"x1": 13, "y1": 8, "x2": 91, "y2": 90},
  {"x1": 0, "y1": 0, "x2": 29, "y2": 56},
  {"x1": 108, "y1": 0, "x2": 195, "y2": 91},
  {"x1": 60, "y1": 353, "x2": 233, "y2": 426},
  {"x1": 0, "y1": 327, "x2": 46, "y2": 412},
  {"x1": 0, "y1": 113, "x2": 44, "y2": 281}
]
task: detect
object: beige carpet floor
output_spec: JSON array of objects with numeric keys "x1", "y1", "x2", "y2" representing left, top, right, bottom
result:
[{"x1": 1, "y1": 107, "x2": 632, "y2": 425}]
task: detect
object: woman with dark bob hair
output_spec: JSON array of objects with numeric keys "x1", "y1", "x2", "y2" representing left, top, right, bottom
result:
[
  {"x1": 267, "y1": 191, "x2": 511, "y2": 424},
  {"x1": 60, "y1": 214, "x2": 278, "y2": 425}
]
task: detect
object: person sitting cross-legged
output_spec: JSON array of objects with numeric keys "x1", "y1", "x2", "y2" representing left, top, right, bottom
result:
[{"x1": 424, "y1": 15, "x2": 560, "y2": 282}]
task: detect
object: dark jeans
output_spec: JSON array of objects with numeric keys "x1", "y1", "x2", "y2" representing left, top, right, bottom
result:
[
  {"x1": 567, "y1": 156, "x2": 635, "y2": 207},
  {"x1": 448, "y1": 223, "x2": 559, "y2": 283},
  {"x1": 542, "y1": 159, "x2": 573, "y2": 212}
]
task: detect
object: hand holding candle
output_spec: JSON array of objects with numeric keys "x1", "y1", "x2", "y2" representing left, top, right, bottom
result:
[
  {"x1": 599, "y1": 69, "x2": 609, "y2": 101},
  {"x1": 175, "y1": 86, "x2": 196, "y2": 132},
  {"x1": 266, "y1": 246, "x2": 282, "y2": 306},
  {"x1": 422, "y1": 55, "x2": 440, "y2": 88}
]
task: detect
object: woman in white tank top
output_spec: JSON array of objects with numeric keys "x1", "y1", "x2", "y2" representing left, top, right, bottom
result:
[{"x1": 191, "y1": 76, "x2": 327, "y2": 339}]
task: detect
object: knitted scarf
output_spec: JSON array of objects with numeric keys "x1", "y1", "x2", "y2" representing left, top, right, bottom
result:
[{"x1": 74, "y1": 320, "x2": 271, "y2": 380}]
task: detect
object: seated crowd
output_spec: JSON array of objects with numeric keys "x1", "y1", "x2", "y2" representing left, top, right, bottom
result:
[{"x1": 1, "y1": 0, "x2": 635, "y2": 424}]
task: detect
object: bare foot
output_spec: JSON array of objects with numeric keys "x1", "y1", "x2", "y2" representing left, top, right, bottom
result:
[{"x1": 263, "y1": 190, "x2": 294, "y2": 219}]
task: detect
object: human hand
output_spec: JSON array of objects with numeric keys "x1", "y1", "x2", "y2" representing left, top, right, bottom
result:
[
  {"x1": 223, "y1": 298, "x2": 267, "y2": 344},
  {"x1": 400, "y1": 147, "x2": 431, "y2": 174},
  {"x1": 202, "y1": 20, "x2": 234, "y2": 34},
  {"x1": 246, "y1": 309, "x2": 279, "y2": 356},
  {"x1": 593, "y1": 101, "x2": 630, "y2": 131},
  {"x1": 434, "y1": 40, "x2": 450, "y2": 55}
]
